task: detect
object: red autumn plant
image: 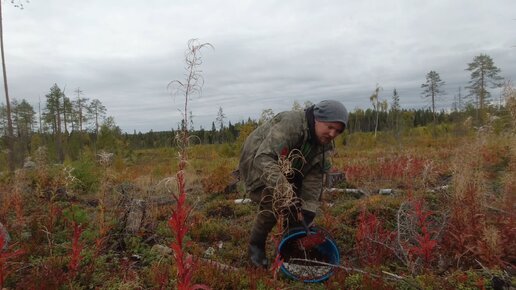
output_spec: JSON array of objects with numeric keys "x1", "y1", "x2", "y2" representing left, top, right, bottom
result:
[
  {"x1": 168, "y1": 39, "x2": 212, "y2": 290},
  {"x1": 269, "y1": 216, "x2": 285, "y2": 280},
  {"x1": 150, "y1": 262, "x2": 171, "y2": 290},
  {"x1": 10, "y1": 192, "x2": 25, "y2": 228},
  {"x1": 442, "y1": 137, "x2": 516, "y2": 269},
  {"x1": 444, "y1": 184, "x2": 515, "y2": 268},
  {"x1": 395, "y1": 197, "x2": 442, "y2": 274},
  {"x1": 344, "y1": 155, "x2": 436, "y2": 190},
  {"x1": 168, "y1": 159, "x2": 197, "y2": 290},
  {"x1": 355, "y1": 209, "x2": 396, "y2": 267},
  {"x1": 403, "y1": 199, "x2": 438, "y2": 269},
  {"x1": 0, "y1": 231, "x2": 24, "y2": 288},
  {"x1": 68, "y1": 221, "x2": 83, "y2": 280}
]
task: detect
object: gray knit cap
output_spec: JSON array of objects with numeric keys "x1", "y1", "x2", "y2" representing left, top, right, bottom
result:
[{"x1": 313, "y1": 100, "x2": 348, "y2": 128}]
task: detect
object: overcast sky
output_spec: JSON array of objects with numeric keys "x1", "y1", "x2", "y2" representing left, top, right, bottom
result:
[{"x1": 2, "y1": 0, "x2": 515, "y2": 132}]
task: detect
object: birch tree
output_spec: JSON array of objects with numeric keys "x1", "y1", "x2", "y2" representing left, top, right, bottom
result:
[{"x1": 370, "y1": 84, "x2": 382, "y2": 137}]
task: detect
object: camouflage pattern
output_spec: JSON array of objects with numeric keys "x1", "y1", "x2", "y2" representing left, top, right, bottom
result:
[
  {"x1": 239, "y1": 110, "x2": 332, "y2": 213},
  {"x1": 248, "y1": 189, "x2": 277, "y2": 246}
]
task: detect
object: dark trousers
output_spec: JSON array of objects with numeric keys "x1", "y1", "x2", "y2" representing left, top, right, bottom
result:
[{"x1": 249, "y1": 188, "x2": 277, "y2": 247}]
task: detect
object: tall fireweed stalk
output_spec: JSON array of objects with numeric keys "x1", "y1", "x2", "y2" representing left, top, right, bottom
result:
[
  {"x1": 68, "y1": 221, "x2": 83, "y2": 280},
  {"x1": 168, "y1": 39, "x2": 212, "y2": 290}
]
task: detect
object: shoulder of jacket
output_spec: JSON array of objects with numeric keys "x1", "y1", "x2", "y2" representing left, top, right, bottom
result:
[
  {"x1": 273, "y1": 110, "x2": 308, "y2": 145},
  {"x1": 275, "y1": 110, "x2": 305, "y2": 124}
]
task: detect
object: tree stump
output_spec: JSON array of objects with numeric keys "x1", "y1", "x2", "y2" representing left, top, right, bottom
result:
[
  {"x1": 125, "y1": 199, "x2": 146, "y2": 234},
  {"x1": 326, "y1": 172, "x2": 344, "y2": 188}
]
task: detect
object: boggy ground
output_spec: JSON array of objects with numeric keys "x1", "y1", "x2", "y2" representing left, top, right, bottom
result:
[{"x1": 0, "y1": 128, "x2": 514, "y2": 289}]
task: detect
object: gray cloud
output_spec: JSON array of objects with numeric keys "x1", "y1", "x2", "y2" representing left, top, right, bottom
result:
[{"x1": 2, "y1": 0, "x2": 515, "y2": 132}]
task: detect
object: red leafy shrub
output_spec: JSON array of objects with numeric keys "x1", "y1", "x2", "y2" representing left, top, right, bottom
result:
[
  {"x1": 15, "y1": 256, "x2": 67, "y2": 289},
  {"x1": 443, "y1": 137, "x2": 516, "y2": 269},
  {"x1": 354, "y1": 209, "x2": 396, "y2": 267},
  {"x1": 344, "y1": 164, "x2": 374, "y2": 186},
  {"x1": 401, "y1": 199, "x2": 439, "y2": 270},
  {"x1": 68, "y1": 221, "x2": 84, "y2": 280},
  {"x1": 0, "y1": 231, "x2": 24, "y2": 288},
  {"x1": 344, "y1": 155, "x2": 438, "y2": 190}
]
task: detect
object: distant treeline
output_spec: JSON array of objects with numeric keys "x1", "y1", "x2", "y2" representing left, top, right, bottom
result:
[
  {"x1": 0, "y1": 100, "x2": 514, "y2": 171},
  {"x1": 126, "y1": 103, "x2": 513, "y2": 148},
  {"x1": 3, "y1": 53, "x2": 514, "y2": 171}
]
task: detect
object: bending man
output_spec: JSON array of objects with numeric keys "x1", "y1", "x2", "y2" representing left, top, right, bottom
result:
[{"x1": 239, "y1": 100, "x2": 348, "y2": 268}]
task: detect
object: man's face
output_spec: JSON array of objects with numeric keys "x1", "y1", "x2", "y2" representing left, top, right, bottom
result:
[{"x1": 314, "y1": 120, "x2": 345, "y2": 145}]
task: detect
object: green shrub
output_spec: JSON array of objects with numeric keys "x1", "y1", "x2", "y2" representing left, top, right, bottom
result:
[
  {"x1": 71, "y1": 159, "x2": 101, "y2": 194},
  {"x1": 346, "y1": 132, "x2": 377, "y2": 149},
  {"x1": 190, "y1": 219, "x2": 232, "y2": 242},
  {"x1": 205, "y1": 200, "x2": 236, "y2": 218},
  {"x1": 218, "y1": 143, "x2": 238, "y2": 158}
]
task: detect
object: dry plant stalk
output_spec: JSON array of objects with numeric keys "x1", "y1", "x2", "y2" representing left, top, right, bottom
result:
[
  {"x1": 444, "y1": 130, "x2": 515, "y2": 268},
  {"x1": 502, "y1": 80, "x2": 516, "y2": 129},
  {"x1": 5, "y1": 170, "x2": 28, "y2": 228},
  {"x1": 450, "y1": 137, "x2": 487, "y2": 217},
  {"x1": 168, "y1": 39, "x2": 212, "y2": 290},
  {"x1": 262, "y1": 149, "x2": 306, "y2": 225},
  {"x1": 95, "y1": 150, "x2": 116, "y2": 254}
]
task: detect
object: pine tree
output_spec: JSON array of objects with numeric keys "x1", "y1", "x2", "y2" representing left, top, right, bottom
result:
[
  {"x1": 72, "y1": 87, "x2": 89, "y2": 132},
  {"x1": 466, "y1": 54, "x2": 503, "y2": 114},
  {"x1": 44, "y1": 84, "x2": 65, "y2": 162},
  {"x1": 421, "y1": 70, "x2": 445, "y2": 122},
  {"x1": 88, "y1": 99, "x2": 106, "y2": 136}
]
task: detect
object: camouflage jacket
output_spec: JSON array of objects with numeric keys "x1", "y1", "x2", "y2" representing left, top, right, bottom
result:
[{"x1": 238, "y1": 109, "x2": 332, "y2": 213}]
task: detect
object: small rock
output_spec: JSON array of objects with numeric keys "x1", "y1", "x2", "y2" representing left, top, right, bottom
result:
[
  {"x1": 204, "y1": 247, "x2": 215, "y2": 258},
  {"x1": 130, "y1": 254, "x2": 142, "y2": 261},
  {"x1": 234, "y1": 198, "x2": 252, "y2": 204},
  {"x1": 151, "y1": 244, "x2": 172, "y2": 256},
  {"x1": 379, "y1": 189, "x2": 394, "y2": 195},
  {"x1": 23, "y1": 158, "x2": 37, "y2": 169}
]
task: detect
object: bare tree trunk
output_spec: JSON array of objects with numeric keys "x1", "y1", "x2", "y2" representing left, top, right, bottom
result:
[
  {"x1": 374, "y1": 99, "x2": 379, "y2": 137},
  {"x1": 56, "y1": 96, "x2": 64, "y2": 163},
  {"x1": 38, "y1": 97, "x2": 42, "y2": 133},
  {"x1": 432, "y1": 91, "x2": 436, "y2": 123},
  {"x1": 0, "y1": 1, "x2": 15, "y2": 172},
  {"x1": 95, "y1": 109, "x2": 99, "y2": 136}
]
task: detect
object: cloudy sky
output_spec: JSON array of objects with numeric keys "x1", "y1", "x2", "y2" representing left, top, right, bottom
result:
[{"x1": 2, "y1": 0, "x2": 515, "y2": 132}]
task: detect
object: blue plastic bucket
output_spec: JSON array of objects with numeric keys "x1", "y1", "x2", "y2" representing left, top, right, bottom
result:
[{"x1": 277, "y1": 226, "x2": 340, "y2": 283}]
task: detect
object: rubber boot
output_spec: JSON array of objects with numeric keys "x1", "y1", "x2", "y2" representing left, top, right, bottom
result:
[{"x1": 248, "y1": 209, "x2": 276, "y2": 268}]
